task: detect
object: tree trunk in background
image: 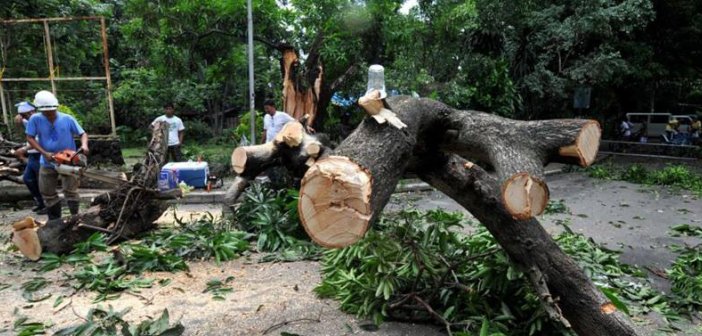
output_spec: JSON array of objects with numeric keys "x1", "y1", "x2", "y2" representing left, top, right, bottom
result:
[{"x1": 278, "y1": 41, "x2": 323, "y2": 129}]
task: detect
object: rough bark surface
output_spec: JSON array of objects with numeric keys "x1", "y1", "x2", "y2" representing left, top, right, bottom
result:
[
  {"x1": 228, "y1": 95, "x2": 636, "y2": 336},
  {"x1": 34, "y1": 122, "x2": 171, "y2": 254},
  {"x1": 415, "y1": 153, "x2": 637, "y2": 336}
]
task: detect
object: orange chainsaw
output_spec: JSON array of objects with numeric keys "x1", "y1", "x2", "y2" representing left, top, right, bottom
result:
[{"x1": 53, "y1": 148, "x2": 128, "y2": 186}]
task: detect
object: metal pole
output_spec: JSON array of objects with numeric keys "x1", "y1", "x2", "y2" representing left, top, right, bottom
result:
[
  {"x1": 42, "y1": 20, "x2": 57, "y2": 94},
  {"x1": 0, "y1": 82, "x2": 9, "y2": 136},
  {"x1": 247, "y1": 0, "x2": 256, "y2": 144},
  {"x1": 100, "y1": 17, "x2": 117, "y2": 137}
]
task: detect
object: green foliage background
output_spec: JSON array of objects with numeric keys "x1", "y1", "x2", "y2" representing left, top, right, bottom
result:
[{"x1": 3, "y1": 0, "x2": 702, "y2": 143}]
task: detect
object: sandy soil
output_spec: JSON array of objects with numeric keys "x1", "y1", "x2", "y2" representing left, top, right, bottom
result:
[{"x1": 1, "y1": 171, "x2": 701, "y2": 335}]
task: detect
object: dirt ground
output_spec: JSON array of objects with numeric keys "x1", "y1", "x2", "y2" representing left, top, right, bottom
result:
[{"x1": 1, "y1": 169, "x2": 701, "y2": 335}]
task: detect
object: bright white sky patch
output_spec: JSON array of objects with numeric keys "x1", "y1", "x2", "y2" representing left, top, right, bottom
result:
[{"x1": 400, "y1": 0, "x2": 418, "y2": 15}]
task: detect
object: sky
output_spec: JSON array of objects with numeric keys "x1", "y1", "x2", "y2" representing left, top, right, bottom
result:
[{"x1": 400, "y1": 0, "x2": 418, "y2": 14}]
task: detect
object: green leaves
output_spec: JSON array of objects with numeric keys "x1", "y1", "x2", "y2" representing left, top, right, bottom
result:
[
  {"x1": 203, "y1": 276, "x2": 235, "y2": 301},
  {"x1": 316, "y1": 209, "x2": 687, "y2": 334},
  {"x1": 235, "y1": 184, "x2": 321, "y2": 260},
  {"x1": 54, "y1": 306, "x2": 184, "y2": 336},
  {"x1": 667, "y1": 246, "x2": 702, "y2": 313},
  {"x1": 588, "y1": 164, "x2": 702, "y2": 196}
]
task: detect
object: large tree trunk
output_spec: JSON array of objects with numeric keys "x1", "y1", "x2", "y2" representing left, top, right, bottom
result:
[
  {"x1": 228, "y1": 94, "x2": 638, "y2": 335},
  {"x1": 14, "y1": 122, "x2": 172, "y2": 255},
  {"x1": 279, "y1": 40, "x2": 323, "y2": 129}
]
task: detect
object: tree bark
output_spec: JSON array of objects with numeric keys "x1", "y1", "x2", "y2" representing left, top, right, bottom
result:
[
  {"x1": 415, "y1": 153, "x2": 637, "y2": 336},
  {"x1": 27, "y1": 122, "x2": 171, "y2": 254},
  {"x1": 228, "y1": 95, "x2": 637, "y2": 335},
  {"x1": 279, "y1": 42, "x2": 323, "y2": 128}
]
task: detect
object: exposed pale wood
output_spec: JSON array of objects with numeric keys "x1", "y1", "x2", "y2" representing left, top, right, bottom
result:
[
  {"x1": 12, "y1": 217, "x2": 41, "y2": 261},
  {"x1": 299, "y1": 156, "x2": 372, "y2": 248},
  {"x1": 274, "y1": 121, "x2": 305, "y2": 147},
  {"x1": 558, "y1": 121, "x2": 601, "y2": 167},
  {"x1": 231, "y1": 142, "x2": 277, "y2": 176},
  {"x1": 358, "y1": 90, "x2": 407, "y2": 129},
  {"x1": 12, "y1": 217, "x2": 37, "y2": 231},
  {"x1": 502, "y1": 173, "x2": 549, "y2": 219},
  {"x1": 305, "y1": 143, "x2": 321, "y2": 158}
]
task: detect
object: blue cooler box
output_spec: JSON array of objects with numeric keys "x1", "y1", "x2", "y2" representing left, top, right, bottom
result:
[{"x1": 160, "y1": 162, "x2": 209, "y2": 189}]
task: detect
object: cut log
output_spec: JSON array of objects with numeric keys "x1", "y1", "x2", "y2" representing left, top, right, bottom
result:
[
  {"x1": 225, "y1": 121, "x2": 327, "y2": 205},
  {"x1": 416, "y1": 153, "x2": 637, "y2": 336},
  {"x1": 298, "y1": 156, "x2": 372, "y2": 247},
  {"x1": 502, "y1": 173, "x2": 549, "y2": 219},
  {"x1": 225, "y1": 95, "x2": 640, "y2": 335},
  {"x1": 231, "y1": 142, "x2": 277, "y2": 175},
  {"x1": 24, "y1": 121, "x2": 171, "y2": 255},
  {"x1": 12, "y1": 217, "x2": 41, "y2": 261}
]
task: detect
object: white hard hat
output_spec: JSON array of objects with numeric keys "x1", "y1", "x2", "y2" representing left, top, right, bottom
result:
[
  {"x1": 15, "y1": 101, "x2": 36, "y2": 114},
  {"x1": 33, "y1": 90, "x2": 59, "y2": 111}
]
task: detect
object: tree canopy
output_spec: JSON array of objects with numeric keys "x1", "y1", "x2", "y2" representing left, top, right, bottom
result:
[{"x1": 1, "y1": 0, "x2": 701, "y2": 142}]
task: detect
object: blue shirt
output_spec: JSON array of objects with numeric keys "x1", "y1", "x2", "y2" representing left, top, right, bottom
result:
[{"x1": 26, "y1": 112, "x2": 85, "y2": 167}]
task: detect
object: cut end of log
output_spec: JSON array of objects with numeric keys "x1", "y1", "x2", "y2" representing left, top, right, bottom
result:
[
  {"x1": 12, "y1": 217, "x2": 41, "y2": 261},
  {"x1": 299, "y1": 156, "x2": 373, "y2": 248},
  {"x1": 502, "y1": 173, "x2": 549, "y2": 220},
  {"x1": 231, "y1": 142, "x2": 277, "y2": 176},
  {"x1": 274, "y1": 121, "x2": 305, "y2": 147},
  {"x1": 600, "y1": 302, "x2": 617, "y2": 314},
  {"x1": 12, "y1": 216, "x2": 38, "y2": 231},
  {"x1": 305, "y1": 143, "x2": 321, "y2": 158},
  {"x1": 558, "y1": 121, "x2": 601, "y2": 167},
  {"x1": 232, "y1": 147, "x2": 248, "y2": 174}
]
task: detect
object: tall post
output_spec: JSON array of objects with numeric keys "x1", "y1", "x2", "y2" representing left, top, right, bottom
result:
[
  {"x1": 42, "y1": 20, "x2": 57, "y2": 95},
  {"x1": 100, "y1": 17, "x2": 117, "y2": 137},
  {"x1": 0, "y1": 82, "x2": 8, "y2": 137},
  {"x1": 247, "y1": 0, "x2": 256, "y2": 144}
]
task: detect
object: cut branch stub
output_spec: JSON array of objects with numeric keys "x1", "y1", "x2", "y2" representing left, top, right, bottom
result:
[
  {"x1": 502, "y1": 173, "x2": 549, "y2": 220},
  {"x1": 12, "y1": 217, "x2": 41, "y2": 261},
  {"x1": 274, "y1": 121, "x2": 305, "y2": 147},
  {"x1": 298, "y1": 156, "x2": 372, "y2": 248},
  {"x1": 558, "y1": 121, "x2": 601, "y2": 167},
  {"x1": 231, "y1": 142, "x2": 277, "y2": 176}
]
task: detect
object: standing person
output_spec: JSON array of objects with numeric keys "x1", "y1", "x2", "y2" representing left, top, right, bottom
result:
[
  {"x1": 261, "y1": 100, "x2": 295, "y2": 143},
  {"x1": 13, "y1": 102, "x2": 46, "y2": 214},
  {"x1": 151, "y1": 103, "x2": 185, "y2": 162},
  {"x1": 25, "y1": 91, "x2": 89, "y2": 220}
]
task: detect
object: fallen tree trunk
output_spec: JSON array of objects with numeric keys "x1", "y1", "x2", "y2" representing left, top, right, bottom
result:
[
  {"x1": 228, "y1": 94, "x2": 638, "y2": 335},
  {"x1": 415, "y1": 153, "x2": 636, "y2": 336},
  {"x1": 17, "y1": 122, "x2": 172, "y2": 254}
]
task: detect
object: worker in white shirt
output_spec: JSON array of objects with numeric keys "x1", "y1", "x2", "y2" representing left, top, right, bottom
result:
[
  {"x1": 150, "y1": 103, "x2": 185, "y2": 162},
  {"x1": 261, "y1": 100, "x2": 295, "y2": 143}
]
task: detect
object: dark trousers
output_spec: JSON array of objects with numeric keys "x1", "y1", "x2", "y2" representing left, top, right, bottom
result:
[
  {"x1": 167, "y1": 145, "x2": 183, "y2": 162},
  {"x1": 23, "y1": 153, "x2": 45, "y2": 207}
]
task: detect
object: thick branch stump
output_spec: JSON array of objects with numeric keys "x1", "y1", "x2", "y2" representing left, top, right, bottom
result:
[
  {"x1": 229, "y1": 95, "x2": 636, "y2": 335},
  {"x1": 416, "y1": 153, "x2": 637, "y2": 336},
  {"x1": 16, "y1": 122, "x2": 172, "y2": 255}
]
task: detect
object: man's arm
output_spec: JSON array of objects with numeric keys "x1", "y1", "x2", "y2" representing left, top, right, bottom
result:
[
  {"x1": 178, "y1": 130, "x2": 184, "y2": 145},
  {"x1": 80, "y1": 132, "x2": 89, "y2": 154},
  {"x1": 27, "y1": 135, "x2": 52, "y2": 162}
]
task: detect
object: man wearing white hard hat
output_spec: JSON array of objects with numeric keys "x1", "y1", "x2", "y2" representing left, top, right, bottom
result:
[
  {"x1": 13, "y1": 101, "x2": 47, "y2": 214},
  {"x1": 25, "y1": 90, "x2": 89, "y2": 220}
]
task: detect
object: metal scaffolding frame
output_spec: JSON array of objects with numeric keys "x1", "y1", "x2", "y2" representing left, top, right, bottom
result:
[{"x1": 0, "y1": 16, "x2": 116, "y2": 137}]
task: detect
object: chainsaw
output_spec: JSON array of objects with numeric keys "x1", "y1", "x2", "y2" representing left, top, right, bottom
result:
[
  {"x1": 53, "y1": 148, "x2": 129, "y2": 186},
  {"x1": 53, "y1": 148, "x2": 182, "y2": 200}
]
